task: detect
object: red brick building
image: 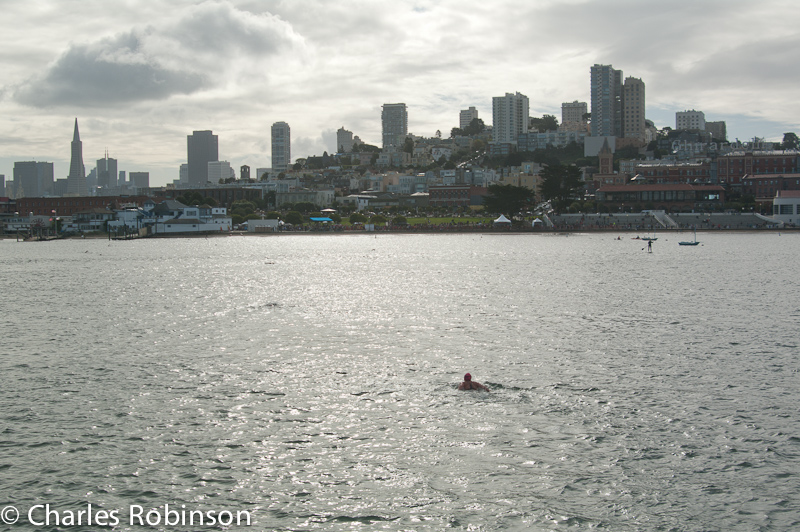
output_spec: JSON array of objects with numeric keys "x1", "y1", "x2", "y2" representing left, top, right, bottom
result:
[
  {"x1": 596, "y1": 184, "x2": 725, "y2": 211},
  {"x1": 717, "y1": 150, "x2": 799, "y2": 189},
  {"x1": 741, "y1": 173, "x2": 800, "y2": 207}
]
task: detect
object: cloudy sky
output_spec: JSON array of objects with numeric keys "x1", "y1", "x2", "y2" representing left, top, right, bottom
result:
[{"x1": 2, "y1": 0, "x2": 799, "y2": 187}]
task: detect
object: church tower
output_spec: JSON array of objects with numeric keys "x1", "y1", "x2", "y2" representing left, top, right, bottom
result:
[{"x1": 67, "y1": 118, "x2": 86, "y2": 196}]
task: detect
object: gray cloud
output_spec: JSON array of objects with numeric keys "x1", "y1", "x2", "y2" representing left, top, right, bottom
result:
[
  {"x1": 14, "y1": 32, "x2": 207, "y2": 107},
  {"x1": 12, "y1": 0, "x2": 305, "y2": 108}
]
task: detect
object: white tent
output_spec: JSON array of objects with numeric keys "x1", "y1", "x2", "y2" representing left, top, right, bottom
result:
[
  {"x1": 532, "y1": 218, "x2": 543, "y2": 226},
  {"x1": 493, "y1": 215, "x2": 511, "y2": 224}
]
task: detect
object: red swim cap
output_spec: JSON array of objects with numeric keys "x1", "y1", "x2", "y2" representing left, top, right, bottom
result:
[{"x1": 464, "y1": 373, "x2": 472, "y2": 381}]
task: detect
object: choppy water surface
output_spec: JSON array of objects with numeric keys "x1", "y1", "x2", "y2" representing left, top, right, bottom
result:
[{"x1": 1, "y1": 232, "x2": 799, "y2": 531}]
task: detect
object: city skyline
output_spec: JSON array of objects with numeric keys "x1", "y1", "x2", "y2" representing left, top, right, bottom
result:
[{"x1": 1, "y1": 0, "x2": 799, "y2": 187}]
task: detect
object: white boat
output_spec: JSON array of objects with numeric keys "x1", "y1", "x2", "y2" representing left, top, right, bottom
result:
[{"x1": 679, "y1": 228, "x2": 699, "y2": 246}]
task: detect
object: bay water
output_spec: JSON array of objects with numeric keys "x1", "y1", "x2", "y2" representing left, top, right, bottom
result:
[{"x1": 1, "y1": 232, "x2": 798, "y2": 531}]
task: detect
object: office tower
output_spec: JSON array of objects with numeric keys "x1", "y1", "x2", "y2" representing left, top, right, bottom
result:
[
  {"x1": 179, "y1": 164, "x2": 188, "y2": 183},
  {"x1": 67, "y1": 118, "x2": 87, "y2": 195},
  {"x1": 119, "y1": 171, "x2": 126, "y2": 185},
  {"x1": 676, "y1": 110, "x2": 706, "y2": 131},
  {"x1": 271, "y1": 122, "x2": 291, "y2": 172},
  {"x1": 590, "y1": 64, "x2": 623, "y2": 137},
  {"x1": 129, "y1": 172, "x2": 149, "y2": 189},
  {"x1": 492, "y1": 92, "x2": 529, "y2": 144},
  {"x1": 240, "y1": 165, "x2": 250, "y2": 181},
  {"x1": 460, "y1": 106, "x2": 479, "y2": 130},
  {"x1": 208, "y1": 161, "x2": 234, "y2": 182},
  {"x1": 381, "y1": 103, "x2": 408, "y2": 149},
  {"x1": 14, "y1": 161, "x2": 54, "y2": 198},
  {"x1": 97, "y1": 151, "x2": 118, "y2": 188},
  {"x1": 337, "y1": 127, "x2": 354, "y2": 153},
  {"x1": 0, "y1": 174, "x2": 4, "y2": 196},
  {"x1": 561, "y1": 101, "x2": 588, "y2": 126},
  {"x1": 187, "y1": 130, "x2": 219, "y2": 186},
  {"x1": 622, "y1": 77, "x2": 646, "y2": 141}
]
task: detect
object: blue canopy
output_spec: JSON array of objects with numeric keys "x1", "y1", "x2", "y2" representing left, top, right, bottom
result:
[{"x1": 310, "y1": 217, "x2": 333, "y2": 222}]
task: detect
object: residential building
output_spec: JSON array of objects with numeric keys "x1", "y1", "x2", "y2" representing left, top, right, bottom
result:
[
  {"x1": 492, "y1": 92, "x2": 529, "y2": 144},
  {"x1": 97, "y1": 152, "x2": 118, "y2": 188},
  {"x1": 460, "y1": 106, "x2": 479, "y2": 129},
  {"x1": 676, "y1": 110, "x2": 705, "y2": 131},
  {"x1": 187, "y1": 130, "x2": 219, "y2": 186},
  {"x1": 706, "y1": 121, "x2": 727, "y2": 142},
  {"x1": 382, "y1": 103, "x2": 408, "y2": 149},
  {"x1": 271, "y1": 121, "x2": 291, "y2": 172},
  {"x1": 590, "y1": 64, "x2": 622, "y2": 137},
  {"x1": 561, "y1": 101, "x2": 587, "y2": 128},
  {"x1": 337, "y1": 127, "x2": 354, "y2": 153},
  {"x1": 622, "y1": 77, "x2": 646, "y2": 142},
  {"x1": 517, "y1": 131, "x2": 586, "y2": 151},
  {"x1": 67, "y1": 118, "x2": 87, "y2": 196}
]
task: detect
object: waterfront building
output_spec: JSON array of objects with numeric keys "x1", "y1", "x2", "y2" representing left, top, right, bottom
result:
[
  {"x1": 67, "y1": 119, "x2": 87, "y2": 196},
  {"x1": 676, "y1": 110, "x2": 705, "y2": 131},
  {"x1": 772, "y1": 189, "x2": 800, "y2": 224},
  {"x1": 741, "y1": 173, "x2": 800, "y2": 206},
  {"x1": 590, "y1": 64, "x2": 622, "y2": 137},
  {"x1": 382, "y1": 104, "x2": 408, "y2": 149},
  {"x1": 634, "y1": 161, "x2": 712, "y2": 183},
  {"x1": 622, "y1": 77, "x2": 646, "y2": 142},
  {"x1": 595, "y1": 183, "x2": 725, "y2": 211},
  {"x1": 492, "y1": 92, "x2": 529, "y2": 144},
  {"x1": 97, "y1": 152, "x2": 118, "y2": 188},
  {"x1": 460, "y1": 107, "x2": 479, "y2": 130},
  {"x1": 716, "y1": 150, "x2": 800, "y2": 189},
  {"x1": 187, "y1": 130, "x2": 219, "y2": 186},
  {"x1": 271, "y1": 122, "x2": 291, "y2": 172},
  {"x1": 428, "y1": 184, "x2": 488, "y2": 209}
]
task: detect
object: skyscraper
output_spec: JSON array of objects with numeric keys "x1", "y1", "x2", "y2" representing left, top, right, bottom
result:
[
  {"x1": 14, "y1": 161, "x2": 54, "y2": 198},
  {"x1": 271, "y1": 122, "x2": 291, "y2": 172},
  {"x1": 67, "y1": 118, "x2": 86, "y2": 195},
  {"x1": 337, "y1": 127, "x2": 354, "y2": 153},
  {"x1": 492, "y1": 92, "x2": 529, "y2": 144},
  {"x1": 590, "y1": 64, "x2": 623, "y2": 137},
  {"x1": 381, "y1": 103, "x2": 408, "y2": 149},
  {"x1": 97, "y1": 151, "x2": 118, "y2": 188},
  {"x1": 622, "y1": 77, "x2": 646, "y2": 141},
  {"x1": 187, "y1": 130, "x2": 219, "y2": 186}
]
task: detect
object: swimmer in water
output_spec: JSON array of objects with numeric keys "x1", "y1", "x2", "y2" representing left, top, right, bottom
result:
[{"x1": 458, "y1": 373, "x2": 489, "y2": 391}]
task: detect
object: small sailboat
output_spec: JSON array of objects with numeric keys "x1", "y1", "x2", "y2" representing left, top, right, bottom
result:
[{"x1": 679, "y1": 227, "x2": 699, "y2": 246}]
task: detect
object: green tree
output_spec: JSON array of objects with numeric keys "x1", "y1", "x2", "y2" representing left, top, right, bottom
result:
[
  {"x1": 349, "y1": 212, "x2": 368, "y2": 224},
  {"x1": 370, "y1": 214, "x2": 387, "y2": 225},
  {"x1": 392, "y1": 216, "x2": 408, "y2": 225},
  {"x1": 402, "y1": 137, "x2": 415, "y2": 154},
  {"x1": 265, "y1": 211, "x2": 281, "y2": 219},
  {"x1": 483, "y1": 184, "x2": 535, "y2": 215},
  {"x1": 539, "y1": 164, "x2": 583, "y2": 210},
  {"x1": 202, "y1": 197, "x2": 218, "y2": 207},
  {"x1": 781, "y1": 132, "x2": 799, "y2": 150},
  {"x1": 530, "y1": 114, "x2": 559, "y2": 133},
  {"x1": 284, "y1": 211, "x2": 304, "y2": 225}
]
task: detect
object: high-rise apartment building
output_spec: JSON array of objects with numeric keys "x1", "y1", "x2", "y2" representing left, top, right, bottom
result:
[
  {"x1": 67, "y1": 118, "x2": 87, "y2": 195},
  {"x1": 460, "y1": 106, "x2": 479, "y2": 129},
  {"x1": 381, "y1": 104, "x2": 408, "y2": 149},
  {"x1": 337, "y1": 127, "x2": 354, "y2": 153},
  {"x1": 208, "y1": 161, "x2": 234, "y2": 182},
  {"x1": 561, "y1": 101, "x2": 587, "y2": 125},
  {"x1": 0, "y1": 174, "x2": 5, "y2": 197},
  {"x1": 622, "y1": 77, "x2": 646, "y2": 141},
  {"x1": 187, "y1": 130, "x2": 219, "y2": 186},
  {"x1": 676, "y1": 110, "x2": 706, "y2": 131},
  {"x1": 590, "y1": 64, "x2": 623, "y2": 137},
  {"x1": 271, "y1": 122, "x2": 291, "y2": 172},
  {"x1": 492, "y1": 92, "x2": 529, "y2": 144},
  {"x1": 97, "y1": 151, "x2": 118, "y2": 188}
]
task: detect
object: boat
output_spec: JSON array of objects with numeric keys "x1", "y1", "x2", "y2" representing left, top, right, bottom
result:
[{"x1": 679, "y1": 228, "x2": 699, "y2": 246}]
